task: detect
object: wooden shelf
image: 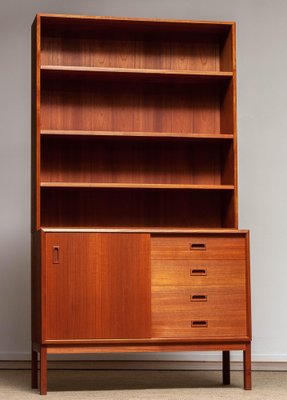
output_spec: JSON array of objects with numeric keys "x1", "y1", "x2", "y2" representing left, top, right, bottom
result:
[
  {"x1": 41, "y1": 65, "x2": 233, "y2": 83},
  {"x1": 40, "y1": 182, "x2": 234, "y2": 190},
  {"x1": 41, "y1": 129, "x2": 234, "y2": 140},
  {"x1": 41, "y1": 227, "x2": 246, "y2": 234}
]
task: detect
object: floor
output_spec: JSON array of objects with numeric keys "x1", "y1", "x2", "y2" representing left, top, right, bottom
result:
[{"x1": 0, "y1": 370, "x2": 286, "y2": 399}]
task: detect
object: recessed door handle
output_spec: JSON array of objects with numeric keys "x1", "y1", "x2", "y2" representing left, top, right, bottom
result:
[{"x1": 53, "y1": 246, "x2": 60, "y2": 264}]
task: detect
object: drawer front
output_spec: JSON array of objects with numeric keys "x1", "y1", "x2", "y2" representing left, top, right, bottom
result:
[
  {"x1": 152, "y1": 259, "x2": 246, "y2": 287},
  {"x1": 151, "y1": 235, "x2": 246, "y2": 260},
  {"x1": 152, "y1": 286, "x2": 247, "y2": 338}
]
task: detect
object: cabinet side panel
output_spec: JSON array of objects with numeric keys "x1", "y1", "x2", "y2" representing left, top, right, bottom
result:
[
  {"x1": 220, "y1": 26, "x2": 233, "y2": 71},
  {"x1": 220, "y1": 24, "x2": 237, "y2": 227},
  {"x1": 31, "y1": 230, "x2": 42, "y2": 344},
  {"x1": 245, "y1": 231, "x2": 252, "y2": 340},
  {"x1": 232, "y1": 24, "x2": 239, "y2": 228},
  {"x1": 31, "y1": 16, "x2": 41, "y2": 231}
]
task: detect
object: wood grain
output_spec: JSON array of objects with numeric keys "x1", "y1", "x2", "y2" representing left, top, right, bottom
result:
[
  {"x1": 151, "y1": 234, "x2": 246, "y2": 259},
  {"x1": 31, "y1": 13, "x2": 250, "y2": 392},
  {"x1": 245, "y1": 232, "x2": 252, "y2": 339},
  {"x1": 31, "y1": 15, "x2": 41, "y2": 231},
  {"x1": 45, "y1": 233, "x2": 151, "y2": 340},
  {"x1": 152, "y1": 286, "x2": 247, "y2": 338},
  {"x1": 39, "y1": 13, "x2": 234, "y2": 29},
  {"x1": 40, "y1": 188, "x2": 233, "y2": 228},
  {"x1": 41, "y1": 78, "x2": 224, "y2": 134},
  {"x1": 47, "y1": 342, "x2": 246, "y2": 354},
  {"x1": 41, "y1": 183, "x2": 234, "y2": 190},
  {"x1": 220, "y1": 27, "x2": 233, "y2": 72},
  {"x1": 41, "y1": 65, "x2": 233, "y2": 79},
  {"x1": 43, "y1": 336, "x2": 250, "y2": 344},
  {"x1": 41, "y1": 129, "x2": 234, "y2": 139},
  {"x1": 152, "y1": 259, "x2": 246, "y2": 287},
  {"x1": 40, "y1": 136, "x2": 234, "y2": 186},
  {"x1": 41, "y1": 228, "x2": 249, "y2": 234},
  {"x1": 40, "y1": 16, "x2": 233, "y2": 73},
  {"x1": 31, "y1": 230, "x2": 44, "y2": 344},
  {"x1": 230, "y1": 23, "x2": 238, "y2": 228}
]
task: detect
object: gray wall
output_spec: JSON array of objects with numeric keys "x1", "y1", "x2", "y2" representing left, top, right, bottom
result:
[{"x1": 1, "y1": 0, "x2": 287, "y2": 362}]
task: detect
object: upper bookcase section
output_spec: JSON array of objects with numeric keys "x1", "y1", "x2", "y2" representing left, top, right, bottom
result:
[{"x1": 39, "y1": 14, "x2": 235, "y2": 73}]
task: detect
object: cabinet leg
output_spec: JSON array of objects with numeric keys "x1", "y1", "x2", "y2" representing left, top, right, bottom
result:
[
  {"x1": 40, "y1": 347, "x2": 47, "y2": 395},
  {"x1": 222, "y1": 351, "x2": 230, "y2": 385},
  {"x1": 31, "y1": 349, "x2": 38, "y2": 389},
  {"x1": 243, "y1": 343, "x2": 252, "y2": 390}
]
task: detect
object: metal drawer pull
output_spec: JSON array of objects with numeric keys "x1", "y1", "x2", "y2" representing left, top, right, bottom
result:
[
  {"x1": 191, "y1": 294, "x2": 207, "y2": 302},
  {"x1": 191, "y1": 320, "x2": 208, "y2": 327},
  {"x1": 190, "y1": 243, "x2": 206, "y2": 251},
  {"x1": 53, "y1": 246, "x2": 60, "y2": 264},
  {"x1": 190, "y1": 268, "x2": 207, "y2": 276}
]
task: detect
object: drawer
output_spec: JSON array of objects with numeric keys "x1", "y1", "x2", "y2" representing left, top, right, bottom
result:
[
  {"x1": 151, "y1": 235, "x2": 246, "y2": 260},
  {"x1": 152, "y1": 286, "x2": 247, "y2": 338},
  {"x1": 152, "y1": 259, "x2": 246, "y2": 287}
]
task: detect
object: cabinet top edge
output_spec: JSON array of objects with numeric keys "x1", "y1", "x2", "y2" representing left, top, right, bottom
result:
[
  {"x1": 35, "y1": 13, "x2": 235, "y2": 27},
  {"x1": 37, "y1": 228, "x2": 249, "y2": 234}
]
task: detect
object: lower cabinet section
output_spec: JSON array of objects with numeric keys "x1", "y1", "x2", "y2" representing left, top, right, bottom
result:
[{"x1": 32, "y1": 229, "x2": 251, "y2": 394}]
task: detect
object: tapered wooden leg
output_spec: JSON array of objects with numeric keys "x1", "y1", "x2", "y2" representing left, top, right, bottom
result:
[
  {"x1": 40, "y1": 347, "x2": 47, "y2": 395},
  {"x1": 31, "y1": 349, "x2": 38, "y2": 389},
  {"x1": 244, "y1": 343, "x2": 252, "y2": 390},
  {"x1": 222, "y1": 351, "x2": 230, "y2": 385}
]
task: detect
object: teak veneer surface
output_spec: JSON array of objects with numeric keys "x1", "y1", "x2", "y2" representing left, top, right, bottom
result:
[
  {"x1": 151, "y1": 259, "x2": 246, "y2": 286},
  {"x1": 152, "y1": 285, "x2": 247, "y2": 338},
  {"x1": 41, "y1": 129, "x2": 234, "y2": 139},
  {"x1": 41, "y1": 79, "x2": 233, "y2": 134},
  {"x1": 45, "y1": 233, "x2": 151, "y2": 340},
  {"x1": 151, "y1": 235, "x2": 246, "y2": 259},
  {"x1": 41, "y1": 15, "x2": 233, "y2": 73},
  {"x1": 31, "y1": 14, "x2": 251, "y2": 393},
  {"x1": 41, "y1": 136, "x2": 234, "y2": 185},
  {"x1": 40, "y1": 187, "x2": 235, "y2": 228}
]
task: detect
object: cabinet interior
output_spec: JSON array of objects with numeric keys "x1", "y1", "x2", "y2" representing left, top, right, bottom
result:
[
  {"x1": 41, "y1": 75, "x2": 234, "y2": 134},
  {"x1": 36, "y1": 15, "x2": 237, "y2": 230},
  {"x1": 40, "y1": 187, "x2": 235, "y2": 228},
  {"x1": 41, "y1": 136, "x2": 234, "y2": 185},
  {"x1": 41, "y1": 16, "x2": 233, "y2": 72}
]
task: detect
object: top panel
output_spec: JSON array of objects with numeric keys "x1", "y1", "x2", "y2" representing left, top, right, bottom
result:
[{"x1": 40, "y1": 14, "x2": 234, "y2": 72}]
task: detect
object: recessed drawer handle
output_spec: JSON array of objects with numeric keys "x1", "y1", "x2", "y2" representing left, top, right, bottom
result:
[
  {"x1": 190, "y1": 268, "x2": 207, "y2": 276},
  {"x1": 190, "y1": 294, "x2": 207, "y2": 302},
  {"x1": 53, "y1": 246, "x2": 60, "y2": 264},
  {"x1": 191, "y1": 320, "x2": 208, "y2": 327},
  {"x1": 190, "y1": 243, "x2": 206, "y2": 251}
]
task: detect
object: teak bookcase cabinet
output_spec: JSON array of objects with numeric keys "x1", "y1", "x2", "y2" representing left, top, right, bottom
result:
[{"x1": 31, "y1": 14, "x2": 252, "y2": 395}]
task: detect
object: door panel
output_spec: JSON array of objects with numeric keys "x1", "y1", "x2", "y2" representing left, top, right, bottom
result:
[{"x1": 45, "y1": 233, "x2": 151, "y2": 340}]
